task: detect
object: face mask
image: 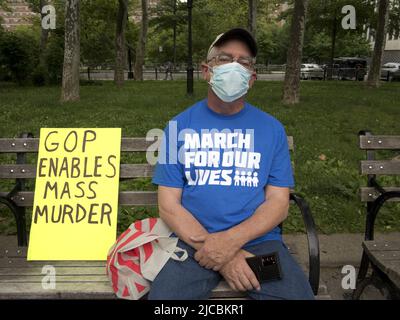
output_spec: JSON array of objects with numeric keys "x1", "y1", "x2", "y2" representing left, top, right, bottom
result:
[{"x1": 209, "y1": 62, "x2": 252, "y2": 103}]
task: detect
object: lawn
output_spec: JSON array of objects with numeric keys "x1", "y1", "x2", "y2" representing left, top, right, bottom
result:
[{"x1": 0, "y1": 79, "x2": 399, "y2": 235}]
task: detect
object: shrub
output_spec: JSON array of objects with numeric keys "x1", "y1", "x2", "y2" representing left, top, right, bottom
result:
[
  {"x1": 0, "y1": 28, "x2": 39, "y2": 85},
  {"x1": 44, "y1": 30, "x2": 64, "y2": 84}
]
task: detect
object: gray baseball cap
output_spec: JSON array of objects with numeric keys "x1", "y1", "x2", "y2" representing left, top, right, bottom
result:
[{"x1": 207, "y1": 28, "x2": 258, "y2": 59}]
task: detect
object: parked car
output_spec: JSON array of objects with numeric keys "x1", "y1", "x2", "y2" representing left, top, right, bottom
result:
[
  {"x1": 332, "y1": 57, "x2": 367, "y2": 81},
  {"x1": 300, "y1": 64, "x2": 324, "y2": 80},
  {"x1": 380, "y1": 62, "x2": 400, "y2": 81}
]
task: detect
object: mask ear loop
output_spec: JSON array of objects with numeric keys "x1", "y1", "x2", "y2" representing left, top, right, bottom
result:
[{"x1": 206, "y1": 64, "x2": 214, "y2": 86}]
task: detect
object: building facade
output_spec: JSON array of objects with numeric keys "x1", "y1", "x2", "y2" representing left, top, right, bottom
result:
[
  {"x1": 364, "y1": 0, "x2": 400, "y2": 63},
  {"x1": 0, "y1": 0, "x2": 36, "y2": 30}
]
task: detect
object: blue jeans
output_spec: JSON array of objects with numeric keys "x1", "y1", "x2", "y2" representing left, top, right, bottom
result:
[{"x1": 148, "y1": 239, "x2": 315, "y2": 300}]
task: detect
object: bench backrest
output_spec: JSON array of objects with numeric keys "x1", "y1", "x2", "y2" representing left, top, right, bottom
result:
[
  {"x1": 359, "y1": 132, "x2": 400, "y2": 202},
  {"x1": 0, "y1": 135, "x2": 295, "y2": 207}
]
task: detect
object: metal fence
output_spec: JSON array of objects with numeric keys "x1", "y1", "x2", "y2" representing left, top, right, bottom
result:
[{"x1": 79, "y1": 66, "x2": 373, "y2": 82}]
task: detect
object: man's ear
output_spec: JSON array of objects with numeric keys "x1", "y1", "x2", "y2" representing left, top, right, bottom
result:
[
  {"x1": 249, "y1": 70, "x2": 257, "y2": 88},
  {"x1": 201, "y1": 61, "x2": 211, "y2": 81}
]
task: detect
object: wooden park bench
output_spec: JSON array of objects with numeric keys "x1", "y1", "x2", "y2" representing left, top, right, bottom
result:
[
  {"x1": 353, "y1": 131, "x2": 400, "y2": 299},
  {"x1": 0, "y1": 133, "x2": 324, "y2": 299}
]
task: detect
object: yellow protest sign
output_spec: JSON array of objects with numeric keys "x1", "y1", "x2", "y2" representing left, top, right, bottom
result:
[{"x1": 27, "y1": 128, "x2": 121, "y2": 260}]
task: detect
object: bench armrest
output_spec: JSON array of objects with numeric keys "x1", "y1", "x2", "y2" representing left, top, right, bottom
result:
[
  {"x1": 290, "y1": 192, "x2": 320, "y2": 295},
  {"x1": 365, "y1": 191, "x2": 400, "y2": 241}
]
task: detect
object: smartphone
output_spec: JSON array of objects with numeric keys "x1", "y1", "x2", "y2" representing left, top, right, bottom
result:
[{"x1": 245, "y1": 252, "x2": 283, "y2": 283}]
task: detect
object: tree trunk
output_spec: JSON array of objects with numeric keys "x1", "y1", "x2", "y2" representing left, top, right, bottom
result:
[
  {"x1": 327, "y1": 10, "x2": 337, "y2": 80},
  {"x1": 134, "y1": 0, "x2": 149, "y2": 81},
  {"x1": 367, "y1": 0, "x2": 390, "y2": 88},
  {"x1": 61, "y1": 0, "x2": 80, "y2": 102},
  {"x1": 173, "y1": 0, "x2": 177, "y2": 67},
  {"x1": 248, "y1": 0, "x2": 257, "y2": 38},
  {"x1": 282, "y1": 0, "x2": 308, "y2": 105},
  {"x1": 114, "y1": 0, "x2": 128, "y2": 87}
]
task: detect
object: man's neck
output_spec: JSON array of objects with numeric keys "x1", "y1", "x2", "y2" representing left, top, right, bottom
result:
[{"x1": 206, "y1": 88, "x2": 245, "y2": 115}]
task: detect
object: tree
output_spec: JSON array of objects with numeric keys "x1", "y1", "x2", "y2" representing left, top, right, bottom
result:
[
  {"x1": 248, "y1": 0, "x2": 257, "y2": 37},
  {"x1": 134, "y1": 0, "x2": 148, "y2": 81},
  {"x1": 114, "y1": 0, "x2": 128, "y2": 86},
  {"x1": 388, "y1": 0, "x2": 400, "y2": 39},
  {"x1": 367, "y1": 0, "x2": 390, "y2": 87},
  {"x1": 39, "y1": 0, "x2": 50, "y2": 68},
  {"x1": 61, "y1": 0, "x2": 80, "y2": 102},
  {"x1": 172, "y1": 0, "x2": 177, "y2": 67},
  {"x1": 147, "y1": 0, "x2": 253, "y2": 65},
  {"x1": 150, "y1": 0, "x2": 186, "y2": 66},
  {"x1": 282, "y1": 0, "x2": 308, "y2": 105},
  {"x1": 302, "y1": 0, "x2": 375, "y2": 77},
  {"x1": 81, "y1": 0, "x2": 117, "y2": 79},
  {"x1": 24, "y1": 0, "x2": 54, "y2": 84}
]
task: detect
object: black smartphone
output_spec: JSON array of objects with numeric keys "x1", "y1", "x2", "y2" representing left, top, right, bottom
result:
[{"x1": 245, "y1": 252, "x2": 283, "y2": 283}]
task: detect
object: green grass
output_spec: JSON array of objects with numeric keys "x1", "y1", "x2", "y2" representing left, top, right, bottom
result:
[{"x1": 0, "y1": 80, "x2": 399, "y2": 235}]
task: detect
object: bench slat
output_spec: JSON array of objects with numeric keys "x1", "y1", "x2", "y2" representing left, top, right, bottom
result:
[
  {"x1": 0, "y1": 138, "x2": 156, "y2": 153},
  {"x1": 0, "y1": 282, "x2": 116, "y2": 299},
  {"x1": 0, "y1": 258, "x2": 105, "y2": 267},
  {"x1": 360, "y1": 135, "x2": 400, "y2": 150},
  {"x1": 0, "y1": 251, "x2": 326, "y2": 299},
  {"x1": 0, "y1": 191, "x2": 298, "y2": 207},
  {"x1": 0, "y1": 277, "x2": 329, "y2": 300},
  {"x1": 0, "y1": 191, "x2": 158, "y2": 206},
  {"x1": 121, "y1": 138, "x2": 159, "y2": 151},
  {"x1": 360, "y1": 187, "x2": 400, "y2": 202},
  {"x1": 363, "y1": 240, "x2": 400, "y2": 252},
  {"x1": 0, "y1": 138, "x2": 39, "y2": 153},
  {"x1": 0, "y1": 164, "x2": 154, "y2": 179},
  {"x1": 0, "y1": 137, "x2": 295, "y2": 153},
  {"x1": 0, "y1": 266, "x2": 106, "y2": 276},
  {"x1": 363, "y1": 240, "x2": 400, "y2": 288},
  {"x1": 0, "y1": 275, "x2": 109, "y2": 282},
  {"x1": 360, "y1": 160, "x2": 400, "y2": 175},
  {"x1": 120, "y1": 164, "x2": 154, "y2": 178}
]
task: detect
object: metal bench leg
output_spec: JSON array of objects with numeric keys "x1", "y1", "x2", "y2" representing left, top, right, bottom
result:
[
  {"x1": 353, "y1": 267, "x2": 398, "y2": 300},
  {"x1": 14, "y1": 132, "x2": 32, "y2": 247},
  {"x1": 356, "y1": 251, "x2": 370, "y2": 283},
  {"x1": 353, "y1": 191, "x2": 400, "y2": 299},
  {"x1": 16, "y1": 206, "x2": 28, "y2": 246},
  {"x1": 290, "y1": 193, "x2": 320, "y2": 295},
  {"x1": 0, "y1": 196, "x2": 27, "y2": 246}
]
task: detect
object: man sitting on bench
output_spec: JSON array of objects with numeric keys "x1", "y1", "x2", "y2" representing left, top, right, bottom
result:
[{"x1": 149, "y1": 28, "x2": 314, "y2": 300}]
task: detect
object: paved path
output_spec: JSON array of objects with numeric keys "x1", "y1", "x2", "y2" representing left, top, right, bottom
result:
[
  {"x1": 80, "y1": 71, "x2": 286, "y2": 81},
  {"x1": 283, "y1": 232, "x2": 400, "y2": 299}
]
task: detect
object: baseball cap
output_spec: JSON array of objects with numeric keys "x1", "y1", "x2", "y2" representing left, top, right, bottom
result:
[{"x1": 207, "y1": 28, "x2": 258, "y2": 60}]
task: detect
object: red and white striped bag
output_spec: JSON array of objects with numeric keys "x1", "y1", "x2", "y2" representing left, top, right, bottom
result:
[{"x1": 106, "y1": 217, "x2": 188, "y2": 300}]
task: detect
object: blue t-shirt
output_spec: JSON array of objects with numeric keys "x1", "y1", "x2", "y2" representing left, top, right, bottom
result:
[{"x1": 152, "y1": 99, "x2": 295, "y2": 246}]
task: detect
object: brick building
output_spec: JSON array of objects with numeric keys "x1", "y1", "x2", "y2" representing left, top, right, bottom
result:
[{"x1": 0, "y1": 0, "x2": 36, "y2": 30}]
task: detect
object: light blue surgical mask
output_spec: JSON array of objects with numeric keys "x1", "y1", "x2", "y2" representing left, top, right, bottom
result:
[{"x1": 208, "y1": 62, "x2": 252, "y2": 103}]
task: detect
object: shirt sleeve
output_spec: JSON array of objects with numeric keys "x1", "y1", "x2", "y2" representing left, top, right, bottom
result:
[
  {"x1": 152, "y1": 123, "x2": 185, "y2": 188},
  {"x1": 267, "y1": 123, "x2": 295, "y2": 188}
]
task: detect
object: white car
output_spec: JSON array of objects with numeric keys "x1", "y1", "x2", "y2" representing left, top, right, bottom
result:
[
  {"x1": 380, "y1": 62, "x2": 400, "y2": 81},
  {"x1": 300, "y1": 64, "x2": 324, "y2": 80}
]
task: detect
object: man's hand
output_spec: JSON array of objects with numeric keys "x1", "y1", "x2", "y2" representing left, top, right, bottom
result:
[
  {"x1": 190, "y1": 231, "x2": 242, "y2": 271},
  {"x1": 219, "y1": 250, "x2": 261, "y2": 292}
]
